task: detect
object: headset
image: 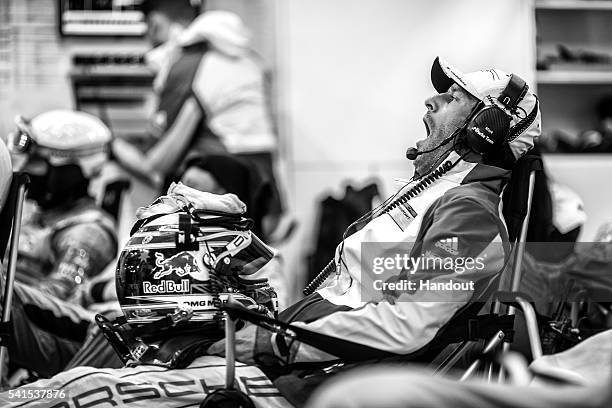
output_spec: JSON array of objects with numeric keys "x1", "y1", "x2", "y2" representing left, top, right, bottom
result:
[{"x1": 406, "y1": 73, "x2": 530, "y2": 160}]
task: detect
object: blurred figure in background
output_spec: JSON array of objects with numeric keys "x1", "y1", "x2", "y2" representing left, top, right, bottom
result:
[
  {"x1": 7, "y1": 110, "x2": 117, "y2": 300},
  {"x1": 111, "y1": 0, "x2": 284, "y2": 237},
  {"x1": 0, "y1": 111, "x2": 120, "y2": 380},
  {"x1": 181, "y1": 155, "x2": 275, "y2": 239}
]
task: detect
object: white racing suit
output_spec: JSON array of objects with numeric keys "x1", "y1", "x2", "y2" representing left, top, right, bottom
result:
[
  {"x1": 5, "y1": 282, "x2": 122, "y2": 378},
  {"x1": 0, "y1": 356, "x2": 290, "y2": 408},
  {"x1": 1, "y1": 153, "x2": 511, "y2": 407},
  {"x1": 4, "y1": 199, "x2": 119, "y2": 376}
]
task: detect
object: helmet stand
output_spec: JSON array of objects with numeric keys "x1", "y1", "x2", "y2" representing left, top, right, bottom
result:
[{"x1": 200, "y1": 295, "x2": 255, "y2": 408}]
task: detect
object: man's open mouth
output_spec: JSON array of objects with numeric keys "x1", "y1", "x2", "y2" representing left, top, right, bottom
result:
[{"x1": 423, "y1": 117, "x2": 430, "y2": 136}]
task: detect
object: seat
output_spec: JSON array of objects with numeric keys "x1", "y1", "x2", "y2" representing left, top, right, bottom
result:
[
  {"x1": 452, "y1": 153, "x2": 544, "y2": 380},
  {"x1": 0, "y1": 173, "x2": 29, "y2": 380}
]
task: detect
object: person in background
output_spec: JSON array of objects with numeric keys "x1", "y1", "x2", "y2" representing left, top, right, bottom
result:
[
  {"x1": 7, "y1": 110, "x2": 117, "y2": 300},
  {"x1": 0, "y1": 111, "x2": 119, "y2": 379},
  {"x1": 111, "y1": 0, "x2": 284, "y2": 237}
]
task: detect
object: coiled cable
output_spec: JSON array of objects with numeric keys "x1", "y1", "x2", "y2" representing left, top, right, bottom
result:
[
  {"x1": 303, "y1": 260, "x2": 336, "y2": 296},
  {"x1": 303, "y1": 154, "x2": 465, "y2": 296}
]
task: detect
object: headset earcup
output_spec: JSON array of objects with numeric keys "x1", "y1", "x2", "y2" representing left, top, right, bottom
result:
[{"x1": 465, "y1": 106, "x2": 511, "y2": 154}]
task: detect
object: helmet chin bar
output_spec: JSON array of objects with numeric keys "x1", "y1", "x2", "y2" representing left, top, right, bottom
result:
[
  {"x1": 98, "y1": 291, "x2": 276, "y2": 367},
  {"x1": 96, "y1": 305, "x2": 196, "y2": 366}
]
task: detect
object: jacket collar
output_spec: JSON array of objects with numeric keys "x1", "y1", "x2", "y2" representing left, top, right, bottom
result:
[
  {"x1": 428, "y1": 151, "x2": 511, "y2": 195},
  {"x1": 461, "y1": 159, "x2": 511, "y2": 195}
]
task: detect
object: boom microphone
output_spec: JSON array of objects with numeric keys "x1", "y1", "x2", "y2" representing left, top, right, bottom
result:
[
  {"x1": 405, "y1": 138, "x2": 451, "y2": 161},
  {"x1": 405, "y1": 127, "x2": 462, "y2": 161},
  {"x1": 405, "y1": 147, "x2": 420, "y2": 160}
]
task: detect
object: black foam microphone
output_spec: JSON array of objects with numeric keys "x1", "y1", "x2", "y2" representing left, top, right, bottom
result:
[
  {"x1": 405, "y1": 145, "x2": 442, "y2": 160},
  {"x1": 405, "y1": 132, "x2": 458, "y2": 160},
  {"x1": 405, "y1": 147, "x2": 420, "y2": 160}
]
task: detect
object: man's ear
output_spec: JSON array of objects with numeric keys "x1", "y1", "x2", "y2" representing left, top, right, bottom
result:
[{"x1": 453, "y1": 131, "x2": 470, "y2": 155}]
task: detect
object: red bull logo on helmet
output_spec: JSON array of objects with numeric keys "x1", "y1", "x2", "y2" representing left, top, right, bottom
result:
[
  {"x1": 143, "y1": 279, "x2": 190, "y2": 294},
  {"x1": 152, "y1": 251, "x2": 208, "y2": 281}
]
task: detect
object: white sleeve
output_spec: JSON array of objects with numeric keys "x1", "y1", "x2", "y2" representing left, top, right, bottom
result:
[{"x1": 192, "y1": 52, "x2": 277, "y2": 153}]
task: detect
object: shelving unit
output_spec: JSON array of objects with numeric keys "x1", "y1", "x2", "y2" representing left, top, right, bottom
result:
[
  {"x1": 534, "y1": 1, "x2": 612, "y2": 241},
  {"x1": 70, "y1": 54, "x2": 154, "y2": 140},
  {"x1": 537, "y1": 70, "x2": 612, "y2": 84},
  {"x1": 535, "y1": 1, "x2": 612, "y2": 138},
  {"x1": 536, "y1": 0, "x2": 612, "y2": 10}
]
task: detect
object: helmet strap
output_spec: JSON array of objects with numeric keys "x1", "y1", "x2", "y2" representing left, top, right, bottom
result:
[{"x1": 176, "y1": 212, "x2": 199, "y2": 251}]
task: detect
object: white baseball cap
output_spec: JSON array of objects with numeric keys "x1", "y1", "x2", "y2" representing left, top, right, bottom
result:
[{"x1": 431, "y1": 56, "x2": 541, "y2": 161}]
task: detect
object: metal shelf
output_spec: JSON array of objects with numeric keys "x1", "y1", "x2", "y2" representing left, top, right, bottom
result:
[
  {"x1": 537, "y1": 70, "x2": 612, "y2": 84},
  {"x1": 536, "y1": 0, "x2": 612, "y2": 10}
]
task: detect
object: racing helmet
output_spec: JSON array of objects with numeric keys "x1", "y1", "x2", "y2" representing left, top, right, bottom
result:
[
  {"x1": 102, "y1": 207, "x2": 277, "y2": 367},
  {"x1": 8, "y1": 110, "x2": 112, "y2": 177},
  {"x1": 7, "y1": 110, "x2": 111, "y2": 208}
]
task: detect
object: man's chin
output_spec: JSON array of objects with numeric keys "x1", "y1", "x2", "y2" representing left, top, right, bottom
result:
[{"x1": 412, "y1": 157, "x2": 424, "y2": 178}]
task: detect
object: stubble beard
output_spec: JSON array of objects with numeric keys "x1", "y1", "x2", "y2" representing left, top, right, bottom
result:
[{"x1": 413, "y1": 124, "x2": 456, "y2": 178}]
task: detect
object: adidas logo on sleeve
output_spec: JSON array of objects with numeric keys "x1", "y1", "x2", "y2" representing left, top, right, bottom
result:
[{"x1": 435, "y1": 237, "x2": 458, "y2": 255}]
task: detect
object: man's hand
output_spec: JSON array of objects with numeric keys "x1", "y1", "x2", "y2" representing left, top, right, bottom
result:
[{"x1": 207, "y1": 323, "x2": 259, "y2": 365}]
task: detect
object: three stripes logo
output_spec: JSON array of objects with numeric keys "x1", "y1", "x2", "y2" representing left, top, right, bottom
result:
[{"x1": 435, "y1": 237, "x2": 458, "y2": 255}]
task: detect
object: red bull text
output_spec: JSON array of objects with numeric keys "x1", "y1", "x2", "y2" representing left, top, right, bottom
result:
[{"x1": 143, "y1": 279, "x2": 190, "y2": 294}]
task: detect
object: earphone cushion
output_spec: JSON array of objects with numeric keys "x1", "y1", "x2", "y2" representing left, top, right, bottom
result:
[{"x1": 465, "y1": 106, "x2": 511, "y2": 154}]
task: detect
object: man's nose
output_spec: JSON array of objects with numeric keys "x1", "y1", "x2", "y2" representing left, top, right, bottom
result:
[{"x1": 424, "y1": 95, "x2": 437, "y2": 112}]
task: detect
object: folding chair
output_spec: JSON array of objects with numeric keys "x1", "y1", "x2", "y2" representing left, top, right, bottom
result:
[
  {"x1": 402, "y1": 153, "x2": 544, "y2": 380},
  {"x1": 0, "y1": 173, "x2": 29, "y2": 381},
  {"x1": 459, "y1": 153, "x2": 544, "y2": 382}
]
